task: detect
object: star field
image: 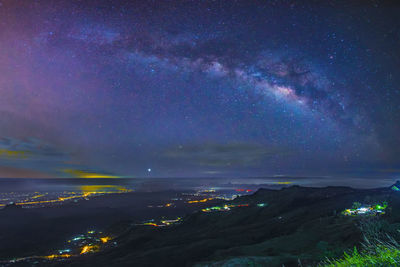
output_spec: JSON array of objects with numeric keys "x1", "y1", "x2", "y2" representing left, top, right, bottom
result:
[{"x1": 0, "y1": 0, "x2": 399, "y2": 179}]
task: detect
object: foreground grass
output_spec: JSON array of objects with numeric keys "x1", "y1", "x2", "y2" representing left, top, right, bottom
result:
[{"x1": 322, "y1": 245, "x2": 400, "y2": 267}]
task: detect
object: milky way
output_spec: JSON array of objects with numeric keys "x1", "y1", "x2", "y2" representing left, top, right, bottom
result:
[{"x1": 0, "y1": 0, "x2": 399, "y2": 179}]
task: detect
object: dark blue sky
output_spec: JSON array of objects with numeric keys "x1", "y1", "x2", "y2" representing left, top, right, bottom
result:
[{"x1": 0, "y1": 0, "x2": 399, "y2": 179}]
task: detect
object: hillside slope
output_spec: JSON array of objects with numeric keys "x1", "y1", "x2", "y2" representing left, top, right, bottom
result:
[{"x1": 60, "y1": 185, "x2": 400, "y2": 267}]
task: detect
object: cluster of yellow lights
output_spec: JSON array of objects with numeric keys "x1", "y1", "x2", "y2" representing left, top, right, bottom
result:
[
  {"x1": 141, "y1": 217, "x2": 182, "y2": 227},
  {"x1": 15, "y1": 193, "x2": 93, "y2": 206},
  {"x1": 63, "y1": 169, "x2": 120, "y2": 178},
  {"x1": 16, "y1": 198, "x2": 66, "y2": 206},
  {"x1": 31, "y1": 194, "x2": 45, "y2": 199},
  {"x1": 160, "y1": 218, "x2": 182, "y2": 225},
  {"x1": 187, "y1": 198, "x2": 214, "y2": 203},
  {"x1": 201, "y1": 189, "x2": 216, "y2": 193},
  {"x1": 9, "y1": 185, "x2": 131, "y2": 207},
  {"x1": 80, "y1": 245, "x2": 99, "y2": 254},
  {"x1": 80, "y1": 185, "x2": 131, "y2": 194},
  {"x1": 143, "y1": 222, "x2": 159, "y2": 227},
  {"x1": 44, "y1": 254, "x2": 71, "y2": 259},
  {"x1": 273, "y1": 181, "x2": 293, "y2": 185},
  {"x1": 5, "y1": 234, "x2": 112, "y2": 263},
  {"x1": 100, "y1": 237, "x2": 111, "y2": 243}
]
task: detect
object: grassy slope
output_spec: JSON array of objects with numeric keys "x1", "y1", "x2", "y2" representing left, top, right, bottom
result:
[{"x1": 323, "y1": 246, "x2": 400, "y2": 267}]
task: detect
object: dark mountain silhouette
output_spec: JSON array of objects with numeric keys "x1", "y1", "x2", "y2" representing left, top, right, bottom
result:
[{"x1": 60, "y1": 184, "x2": 400, "y2": 267}]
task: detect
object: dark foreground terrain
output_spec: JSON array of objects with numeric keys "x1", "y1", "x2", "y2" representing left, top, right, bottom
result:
[
  {"x1": 5, "y1": 184, "x2": 400, "y2": 267},
  {"x1": 63, "y1": 185, "x2": 400, "y2": 266}
]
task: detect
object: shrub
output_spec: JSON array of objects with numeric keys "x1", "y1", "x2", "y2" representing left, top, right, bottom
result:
[
  {"x1": 321, "y1": 217, "x2": 400, "y2": 266},
  {"x1": 321, "y1": 245, "x2": 400, "y2": 267}
]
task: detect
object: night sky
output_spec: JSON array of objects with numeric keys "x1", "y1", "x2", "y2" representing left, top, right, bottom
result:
[{"x1": 0, "y1": 0, "x2": 399, "y2": 179}]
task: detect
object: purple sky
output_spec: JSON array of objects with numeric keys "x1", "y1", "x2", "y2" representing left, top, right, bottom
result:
[{"x1": 0, "y1": 1, "x2": 399, "y2": 180}]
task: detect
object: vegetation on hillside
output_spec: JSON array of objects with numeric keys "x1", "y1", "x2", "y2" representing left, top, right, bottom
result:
[
  {"x1": 322, "y1": 245, "x2": 400, "y2": 267},
  {"x1": 321, "y1": 216, "x2": 400, "y2": 267}
]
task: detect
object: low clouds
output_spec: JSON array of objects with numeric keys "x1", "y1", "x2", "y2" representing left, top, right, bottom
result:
[
  {"x1": 0, "y1": 165, "x2": 53, "y2": 178},
  {"x1": 0, "y1": 137, "x2": 69, "y2": 177},
  {"x1": 164, "y1": 143, "x2": 288, "y2": 167},
  {"x1": 0, "y1": 137, "x2": 120, "y2": 178},
  {"x1": 0, "y1": 137, "x2": 69, "y2": 161}
]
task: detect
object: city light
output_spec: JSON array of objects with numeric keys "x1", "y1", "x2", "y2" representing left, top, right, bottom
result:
[
  {"x1": 1, "y1": 185, "x2": 133, "y2": 208},
  {"x1": 342, "y1": 202, "x2": 388, "y2": 216},
  {"x1": 187, "y1": 198, "x2": 214, "y2": 203},
  {"x1": 44, "y1": 254, "x2": 71, "y2": 259},
  {"x1": 100, "y1": 237, "x2": 111, "y2": 243},
  {"x1": 202, "y1": 204, "x2": 249, "y2": 212},
  {"x1": 80, "y1": 245, "x2": 99, "y2": 254}
]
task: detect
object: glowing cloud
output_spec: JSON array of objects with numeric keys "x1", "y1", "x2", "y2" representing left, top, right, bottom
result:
[
  {"x1": 63, "y1": 169, "x2": 120, "y2": 178},
  {"x1": 0, "y1": 149, "x2": 29, "y2": 159}
]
